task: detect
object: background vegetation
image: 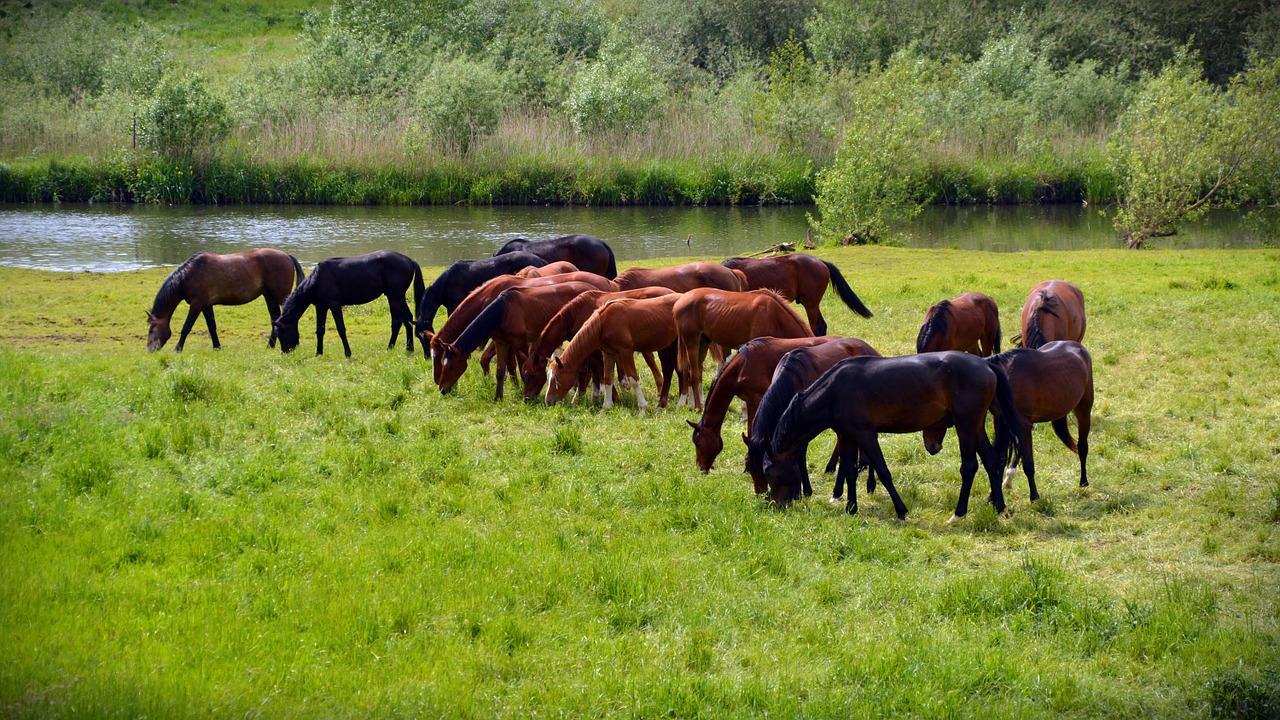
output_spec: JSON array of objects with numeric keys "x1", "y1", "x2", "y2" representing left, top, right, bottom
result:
[
  {"x1": 1, "y1": 0, "x2": 1279, "y2": 243},
  {"x1": 1, "y1": 247, "x2": 1278, "y2": 716}
]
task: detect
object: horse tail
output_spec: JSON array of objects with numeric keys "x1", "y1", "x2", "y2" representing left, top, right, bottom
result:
[
  {"x1": 915, "y1": 301, "x2": 948, "y2": 354},
  {"x1": 985, "y1": 356, "x2": 1025, "y2": 469},
  {"x1": 603, "y1": 244, "x2": 618, "y2": 280},
  {"x1": 730, "y1": 268, "x2": 750, "y2": 292},
  {"x1": 411, "y1": 258, "x2": 426, "y2": 316},
  {"x1": 823, "y1": 262, "x2": 873, "y2": 318},
  {"x1": 288, "y1": 254, "x2": 305, "y2": 290},
  {"x1": 455, "y1": 289, "x2": 509, "y2": 355}
]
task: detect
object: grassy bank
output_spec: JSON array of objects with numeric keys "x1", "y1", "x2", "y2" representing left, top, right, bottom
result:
[{"x1": 2, "y1": 247, "x2": 1279, "y2": 717}]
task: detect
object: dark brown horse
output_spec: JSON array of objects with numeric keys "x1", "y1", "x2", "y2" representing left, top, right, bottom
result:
[
  {"x1": 765, "y1": 352, "x2": 1023, "y2": 522},
  {"x1": 275, "y1": 250, "x2": 425, "y2": 357},
  {"x1": 544, "y1": 294, "x2": 683, "y2": 411},
  {"x1": 722, "y1": 254, "x2": 873, "y2": 335},
  {"x1": 494, "y1": 234, "x2": 617, "y2": 279},
  {"x1": 673, "y1": 288, "x2": 814, "y2": 410},
  {"x1": 434, "y1": 282, "x2": 600, "y2": 400},
  {"x1": 986, "y1": 340, "x2": 1094, "y2": 501},
  {"x1": 520, "y1": 287, "x2": 677, "y2": 403},
  {"x1": 916, "y1": 291, "x2": 1001, "y2": 356},
  {"x1": 413, "y1": 251, "x2": 548, "y2": 344},
  {"x1": 1015, "y1": 280, "x2": 1085, "y2": 349},
  {"x1": 615, "y1": 262, "x2": 746, "y2": 294},
  {"x1": 146, "y1": 249, "x2": 304, "y2": 352}
]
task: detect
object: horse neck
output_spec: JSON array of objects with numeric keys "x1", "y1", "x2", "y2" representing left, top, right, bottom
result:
[
  {"x1": 149, "y1": 272, "x2": 185, "y2": 320},
  {"x1": 557, "y1": 313, "x2": 603, "y2": 372},
  {"x1": 530, "y1": 306, "x2": 576, "y2": 365},
  {"x1": 278, "y1": 278, "x2": 315, "y2": 323},
  {"x1": 701, "y1": 355, "x2": 744, "y2": 431},
  {"x1": 454, "y1": 293, "x2": 507, "y2": 355}
]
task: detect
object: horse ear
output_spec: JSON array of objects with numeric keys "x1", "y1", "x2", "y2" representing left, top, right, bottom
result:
[
  {"x1": 741, "y1": 432, "x2": 749, "y2": 446},
  {"x1": 145, "y1": 310, "x2": 154, "y2": 321},
  {"x1": 687, "y1": 420, "x2": 699, "y2": 431}
]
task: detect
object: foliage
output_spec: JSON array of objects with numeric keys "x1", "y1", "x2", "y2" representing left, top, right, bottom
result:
[
  {"x1": 565, "y1": 38, "x2": 667, "y2": 135},
  {"x1": 297, "y1": 0, "x2": 433, "y2": 98},
  {"x1": 0, "y1": 7, "x2": 117, "y2": 98},
  {"x1": 102, "y1": 20, "x2": 172, "y2": 98},
  {"x1": 137, "y1": 72, "x2": 231, "y2": 160},
  {"x1": 412, "y1": 56, "x2": 505, "y2": 156},
  {"x1": 752, "y1": 32, "x2": 830, "y2": 155},
  {"x1": 811, "y1": 50, "x2": 937, "y2": 243}
]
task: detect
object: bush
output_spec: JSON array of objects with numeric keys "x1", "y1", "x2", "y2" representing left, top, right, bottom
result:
[
  {"x1": 413, "y1": 57, "x2": 505, "y2": 157},
  {"x1": 566, "y1": 42, "x2": 667, "y2": 135},
  {"x1": 137, "y1": 71, "x2": 231, "y2": 159},
  {"x1": 753, "y1": 32, "x2": 832, "y2": 155}
]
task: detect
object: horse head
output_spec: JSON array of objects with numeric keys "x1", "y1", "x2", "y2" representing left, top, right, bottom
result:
[
  {"x1": 687, "y1": 420, "x2": 722, "y2": 473},
  {"x1": 742, "y1": 432, "x2": 771, "y2": 496},
  {"x1": 145, "y1": 311, "x2": 172, "y2": 352},
  {"x1": 521, "y1": 354, "x2": 549, "y2": 401},
  {"x1": 544, "y1": 356, "x2": 574, "y2": 406},
  {"x1": 436, "y1": 341, "x2": 468, "y2": 394},
  {"x1": 273, "y1": 317, "x2": 300, "y2": 353},
  {"x1": 761, "y1": 441, "x2": 806, "y2": 507}
]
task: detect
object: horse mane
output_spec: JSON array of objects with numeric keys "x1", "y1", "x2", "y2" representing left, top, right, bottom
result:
[
  {"x1": 753, "y1": 348, "x2": 823, "y2": 447},
  {"x1": 279, "y1": 268, "x2": 318, "y2": 323},
  {"x1": 916, "y1": 300, "x2": 951, "y2": 353},
  {"x1": 556, "y1": 302, "x2": 607, "y2": 371},
  {"x1": 705, "y1": 340, "x2": 753, "y2": 407},
  {"x1": 758, "y1": 288, "x2": 810, "y2": 331},
  {"x1": 150, "y1": 254, "x2": 203, "y2": 316},
  {"x1": 453, "y1": 288, "x2": 510, "y2": 355},
  {"x1": 1025, "y1": 291, "x2": 1060, "y2": 349}
]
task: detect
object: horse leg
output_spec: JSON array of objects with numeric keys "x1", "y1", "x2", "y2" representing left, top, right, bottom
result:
[
  {"x1": 480, "y1": 342, "x2": 497, "y2": 376},
  {"x1": 1073, "y1": 406, "x2": 1092, "y2": 488},
  {"x1": 858, "y1": 435, "x2": 907, "y2": 520},
  {"x1": 314, "y1": 307, "x2": 328, "y2": 356},
  {"x1": 265, "y1": 296, "x2": 282, "y2": 348},
  {"x1": 622, "y1": 354, "x2": 648, "y2": 412},
  {"x1": 804, "y1": 300, "x2": 826, "y2": 336},
  {"x1": 600, "y1": 352, "x2": 617, "y2": 410},
  {"x1": 332, "y1": 307, "x2": 353, "y2": 357},
  {"x1": 656, "y1": 345, "x2": 677, "y2": 409},
  {"x1": 798, "y1": 444, "x2": 813, "y2": 497},
  {"x1": 494, "y1": 344, "x2": 509, "y2": 401},
  {"x1": 1019, "y1": 422, "x2": 1039, "y2": 502},
  {"x1": 175, "y1": 305, "x2": 202, "y2": 352}
]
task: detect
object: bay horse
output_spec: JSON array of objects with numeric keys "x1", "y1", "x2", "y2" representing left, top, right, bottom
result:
[
  {"x1": 146, "y1": 249, "x2": 304, "y2": 352},
  {"x1": 494, "y1": 234, "x2": 618, "y2": 279},
  {"x1": 916, "y1": 291, "x2": 1001, "y2": 356},
  {"x1": 722, "y1": 254, "x2": 873, "y2": 335},
  {"x1": 766, "y1": 352, "x2": 1023, "y2": 522},
  {"x1": 687, "y1": 335, "x2": 873, "y2": 473},
  {"x1": 428, "y1": 271, "x2": 617, "y2": 383},
  {"x1": 520, "y1": 287, "x2": 677, "y2": 403},
  {"x1": 986, "y1": 340, "x2": 1094, "y2": 501},
  {"x1": 544, "y1": 294, "x2": 683, "y2": 411},
  {"x1": 413, "y1": 251, "x2": 548, "y2": 341},
  {"x1": 1014, "y1": 280, "x2": 1085, "y2": 349},
  {"x1": 434, "y1": 281, "x2": 600, "y2": 400},
  {"x1": 741, "y1": 339, "x2": 884, "y2": 501},
  {"x1": 673, "y1": 288, "x2": 814, "y2": 411},
  {"x1": 615, "y1": 262, "x2": 745, "y2": 294},
  {"x1": 274, "y1": 250, "x2": 424, "y2": 357}
]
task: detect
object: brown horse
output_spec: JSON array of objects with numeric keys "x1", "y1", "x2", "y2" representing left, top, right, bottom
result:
[
  {"x1": 615, "y1": 262, "x2": 746, "y2": 293},
  {"x1": 146, "y1": 249, "x2": 304, "y2": 352},
  {"x1": 986, "y1": 340, "x2": 1094, "y2": 502},
  {"x1": 434, "y1": 281, "x2": 600, "y2": 400},
  {"x1": 687, "y1": 335, "x2": 877, "y2": 473},
  {"x1": 722, "y1": 254, "x2": 873, "y2": 335},
  {"x1": 428, "y1": 271, "x2": 617, "y2": 384},
  {"x1": 544, "y1": 294, "x2": 683, "y2": 411},
  {"x1": 494, "y1": 234, "x2": 617, "y2": 278},
  {"x1": 520, "y1": 287, "x2": 677, "y2": 402},
  {"x1": 516, "y1": 261, "x2": 579, "y2": 277},
  {"x1": 673, "y1": 288, "x2": 814, "y2": 411},
  {"x1": 1015, "y1": 280, "x2": 1085, "y2": 349},
  {"x1": 916, "y1": 292, "x2": 1001, "y2": 356}
]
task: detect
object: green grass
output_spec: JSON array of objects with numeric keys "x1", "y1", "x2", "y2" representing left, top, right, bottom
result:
[{"x1": 1, "y1": 247, "x2": 1279, "y2": 717}]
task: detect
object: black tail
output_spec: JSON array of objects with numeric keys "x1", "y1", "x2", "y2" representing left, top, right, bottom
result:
[
  {"x1": 454, "y1": 290, "x2": 509, "y2": 356},
  {"x1": 986, "y1": 357, "x2": 1025, "y2": 469},
  {"x1": 824, "y1": 262, "x2": 873, "y2": 318},
  {"x1": 288, "y1": 254, "x2": 305, "y2": 289},
  {"x1": 410, "y1": 259, "x2": 426, "y2": 320},
  {"x1": 604, "y1": 245, "x2": 618, "y2": 280}
]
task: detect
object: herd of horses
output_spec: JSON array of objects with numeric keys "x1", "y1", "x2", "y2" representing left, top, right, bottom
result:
[{"x1": 145, "y1": 235, "x2": 1093, "y2": 522}]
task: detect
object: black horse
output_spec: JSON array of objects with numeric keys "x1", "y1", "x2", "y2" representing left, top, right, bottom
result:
[
  {"x1": 413, "y1": 251, "x2": 548, "y2": 342},
  {"x1": 766, "y1": 352, "x2": 1023, "y2": 522},
  {"x1": 494, "y1": 234, "x2": 618, "y2": 279},
  {"x1": 275, "y1": 250, "x2": 425, "y2": 357}
]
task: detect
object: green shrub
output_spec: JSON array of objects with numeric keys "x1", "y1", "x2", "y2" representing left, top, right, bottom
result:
[
  {"x1": 414, "y1": 57, "x2": 505, "y2": 156},
  {"x1": 137, "y1": 71, "x2": 231, "y2": 159},
  {"x1": 566, "y1": 42, "x2": 667, "y2": 134}
]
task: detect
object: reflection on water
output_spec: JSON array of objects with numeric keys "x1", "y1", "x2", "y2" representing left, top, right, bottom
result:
[{"x1": 0, "y1": 202, "x2": 1261, "y2": 273}]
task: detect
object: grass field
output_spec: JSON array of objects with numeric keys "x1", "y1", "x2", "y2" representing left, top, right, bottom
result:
[{"x1": 1, "y1": 247, "x2": 1279, "y2": 718}]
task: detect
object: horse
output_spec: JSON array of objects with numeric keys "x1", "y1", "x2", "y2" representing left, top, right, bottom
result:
[
  {"x1": 274, "y1": 250, "x2": 424, "y2": 357},
  {"x1": 544, "y1": 293, "x2": 683, "y2": 411},
  {"x1": 740, "y1": 339, "x2": 884, "y2": 500},
  {"x1": 146, "y1": 249, "x2": 304, "y2": 352},
  {"x1": 722, "y1": 254, "x2": 873, "y2": 335},
  {"x1": 429, "y1": 271, "x2": 617, "y2": 384},
  {"x1": 434, "y1": 282, "x2": 601, "y2": 400},
  {"x1": 916, "y1": 291, "x2": 1001, "y2": 356},
  {"x1": 986, "y1": 341, "x2": 1094, "y2": 501},
  {"x1": 413, "y1": 251, "x2": 548, "y2": 342},
  {"x1": 673, "y1": 288, "x2": 814, "y2": 411},
  {"x1": 1014, "y1": 280, "x2": 1085, "y2": 349},
  {"x1": 615, "y1": 262, "x2": 745, "y2": 294},
  {"x1": 494, "y1": 234, "x2": 618, "y2": 279},
  {"x1": 687, "y1": 335, "x2": 875, "y2": 473},
  {"x1": 520, "y1": 287, "x2": 677, "y2": 403},
  {"x1": 765, "y1": 352, "x2": 1023, "y2": 522},
  {"x1": 516, "y1": 261, "x2": 578, "y2": 277}
]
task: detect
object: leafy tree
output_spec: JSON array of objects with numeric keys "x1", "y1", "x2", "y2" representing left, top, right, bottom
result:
[
  {"x1": 137, "y1": 71, "x2": 231, "y2": 158},
  {"x1": 414, "y1": 56, "x2": 505, "y2": 155},
  {"x1": 565, "y1": 38, "x2": 667, "y2": 134},
  {"x1": 298, "y1": 0, "x2": 433, "y2": 98},
  {"x1": 753, "y1": 32, "x2": 830, "y2": 154}
]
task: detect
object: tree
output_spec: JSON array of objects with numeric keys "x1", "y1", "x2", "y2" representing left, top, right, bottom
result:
[
  {"x1": 415, "y1": 56, "x2": 505, "y2": 155},
  {"x1": 137, "y1": 71, "x2": 231, "y2": 158}
]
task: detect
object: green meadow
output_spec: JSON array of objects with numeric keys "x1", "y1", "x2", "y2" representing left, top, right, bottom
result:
[{"x1": 1, "y1": 247, "x2": 1278, "y2": 718}]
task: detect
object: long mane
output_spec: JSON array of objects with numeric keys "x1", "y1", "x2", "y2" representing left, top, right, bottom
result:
[
  {"x1": 150, "y1": 254, "x2": 202, "y2": 316},
  {"x1": 753, "y1": 348, "x2": 824, "y2": 444},
  {"x1": 1026, "y1": 292, "x2": 1060, "y2": 349},
  {"x1": 757, "y1": 288, "x2": 810, "y2": 332},
  {"x1": 279, "y1": 268, "x2": 318, "y2": 322},
  {"x1": 556, "y1": 301, "x2": 608, "y2": 371},
  {"x1": 916, "y1": 300, "x2": 951, "y2": 352}
]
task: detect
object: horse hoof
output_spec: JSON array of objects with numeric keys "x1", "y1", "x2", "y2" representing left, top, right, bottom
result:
[
  {"x1": 828, "y1": 496, "x2": 841, "y2": 505},
  {"x1": 946, "y1": 514, "x2": 964, "y2": 525},
  {"x1": 999, "y1": 508, "x2": 1011, "y2": 519}
]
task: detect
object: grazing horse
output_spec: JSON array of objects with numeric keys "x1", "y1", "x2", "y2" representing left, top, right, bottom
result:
[
  {"x1": 687, "y1": 335, "x2": 874, "y2": 473},
  {"x1": 544, "y1": 294, "x2": 683, "y2": 411},
  {"x1": 429, "y1": 271, "x2": 617, "y2": 382},
  {"x1": 413, "y1": 251, "x2": 548, "y2": 342},
  {"x1": 916, "y1": 292, "x2": 1001, "y2": 356},
  {"x1": 741, "y1": 339, "x2": 884, "y2": 500},
  {"x1": 766, "y1": 352, "x2": 1023, "y2": 522},
  {"x1": 986, "y1": 341, "x2": 1094, "y2": 501},
  {"x1": 516, "y1": 261, "x2": 578, "y2": 277},
  {"x1": 615, "y1": 262, "x2": 746, "y2": 294},
  {"x1": 274, "y1": 250, "x2": 424, "y2": 357},
  {"x1": 521, "y1": 287, "x2": 677, "y2": 402},
  {"x1": 1015, "y1": 280, "x2": 1085, "y2": 349},
  {"x1": 146, "y1": 249, "x2": 304, "y2": 352},
  {"x1": 434, "y1": 282, "x2": 599, "y2": 400},
  {"x1": 494, "y1": 234, "x2": 618, "y2": 279},
  {"x1": 673, "y1": 288, "x2": 814, "y2": 411},
  {"x1": 722, "y1": 254, "x2": 873, "y2": 335}
]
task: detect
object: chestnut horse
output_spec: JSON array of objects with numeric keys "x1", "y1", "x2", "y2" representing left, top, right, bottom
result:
[
  {"x1": 765, "y1": 352, "x2": 1023, "y2": 522},
  {"x1": 544, "y1": 294, "x2": 683, "y2": 411},
  {"x1": 1014, "y1": 280, "x2": 1085, "y2": 349},
  {"x1": 986, "y1": 340, "x2": 1094, "y2": 501},
  {"x1": 494, "y1": 234, "x2": 617, "y2": 279},
  {"x1": 516, "y1": 261, "x2": 578, "y2": 277},
  {"x1": 434, "y1": 281, "x2": 600, "y2": 400},
  {"x1": 275, "y1": 250, "x2": 425, "y2": 357},
  {"x1": 146, "y1": 249, "x2": 304, "y2": 352},
  {"x1": 916, "y1": 291, "x2": 1001, "y2": 356},
  {"x1": 413, "y1": 251, "x2": 548, "y2": 340},
  {"x1": 615, "y1": 262, "x2": 746, "y2": 293},
  {"x1": 722, "y1": 254, "x2": 873, "y2": 335},
  {"x1": 673, "y1": 288, "x2": 814, "y2": 411},
  {"x1": 520, "y1": 287, "x2": 677, "y2": 403}
]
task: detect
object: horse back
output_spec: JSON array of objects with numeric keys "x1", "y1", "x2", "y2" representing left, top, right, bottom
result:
[{"x1": 997, "y1": 341, "x2": 1093, "y2": 422}]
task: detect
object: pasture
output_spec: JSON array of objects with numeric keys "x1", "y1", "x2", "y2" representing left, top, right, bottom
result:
[{"x1": 1, "y1": 246, "x2": 1278, "y2": 718}]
